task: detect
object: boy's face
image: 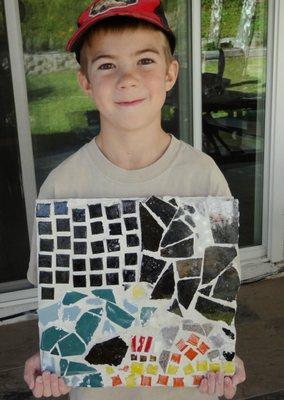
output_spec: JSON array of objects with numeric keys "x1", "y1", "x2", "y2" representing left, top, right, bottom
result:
[{"x1": 77, "y1": 28, "x2": 179, "y2": 133}]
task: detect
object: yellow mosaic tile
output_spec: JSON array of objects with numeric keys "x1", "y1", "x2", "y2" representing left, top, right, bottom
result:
[
  {"x1": 130, "y1": 362, "x2": 144, "y2": 375},
  {"x1": 183, "y1": 363, "x2": 194, "y2": 375},
  {"x1": 223, "y1": 361, "x2": 235, "y2": 374},
  {"x1": 209, "y1": 363, "x2": 221, "y2": 372},
  {"x1": 167, "y1": 364, "x2": 179, "y2": 375},
  {"x1": 146, "y1": 364, "x2": 158, "y2": 375},
  {"x1": 105, "y1": 366, "x2": 115, "y2": 375},
  {"x1": 125, "y1": 374, "x2": 137, "y2": 387},
  {"x1": 132, "y1": 285, "x2": 145, "y2": 299},
  {"x1": 196, "y1": 360, "x2": 209, "y2": 372}
]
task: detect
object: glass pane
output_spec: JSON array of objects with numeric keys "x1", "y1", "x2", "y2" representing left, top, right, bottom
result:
[
  {"x1": 0, "y1": 0, "x2": 30, "y2": 285},
  {"x1": 201, "y1": 0, "x2": 268, "y2": 247},
  {"x1": 20, "y1": 0, "x2": 192, "y2": 191}
]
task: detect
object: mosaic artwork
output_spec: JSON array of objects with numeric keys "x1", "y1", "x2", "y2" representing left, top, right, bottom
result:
[{"x1": 36, "y1": 196, "x2": 240, "y2": 388}]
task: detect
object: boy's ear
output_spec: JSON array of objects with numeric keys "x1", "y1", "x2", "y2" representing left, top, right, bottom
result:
[
  {"x1": 165, "y1": 59, "x2": 179, "y2": 92},
  {"x1": 77, "y1": 69, "x2": 92, "y2": 96}
]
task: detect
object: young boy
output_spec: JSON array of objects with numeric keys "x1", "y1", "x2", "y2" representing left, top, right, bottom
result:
[{"x1": 24, "y1": 0, "x2": 246, "y2": 399}]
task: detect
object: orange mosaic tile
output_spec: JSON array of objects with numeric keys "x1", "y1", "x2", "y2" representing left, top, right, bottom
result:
[
  {"x1": 112, "y1": 375, "x2": 122, "y2": 386},
  {"x1": 198, "y1": 341, "x2": 210, "y2": 355},
  {"x1": 141, "y1": 375, "x2": 152, "y2": 386},
  {"x1": 171, "y1": 353, "x2": 181, "y2": 364},
  {"x1": 187, "y1": 334, "x2": 199, "y2": 346},
  {"x1": 192, "y1": 375, "x2": 204, "y2": 386},
  {"x1": 157, "y1": 374, "x2": 169, "y2": 386},
  {"x1": 173, "y1": 377, "x2": 185, "y2": 387},
  {"x1": 185, "y1": 347, "x2": 198, "y2": 361},
  {"x1": 176, "y1": 339, "x2": 187, "y2": 352}
]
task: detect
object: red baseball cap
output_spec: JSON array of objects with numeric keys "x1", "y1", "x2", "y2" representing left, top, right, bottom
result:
[{"x1": 66, "y1": 0, "x2": 176, "y2": 61}]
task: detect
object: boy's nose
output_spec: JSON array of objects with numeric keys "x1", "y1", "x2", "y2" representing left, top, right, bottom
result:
[{"x1": 117, "y1": 71, "x2": 139, "y2": 89}]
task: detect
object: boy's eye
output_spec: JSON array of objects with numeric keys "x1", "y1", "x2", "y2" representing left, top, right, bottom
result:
[
  {"x1": 98, "y1": 63, "x2": 114, "y2": 70},
  {"x1": 139, "y1": 58, "x2": 155, "y2": 65}
]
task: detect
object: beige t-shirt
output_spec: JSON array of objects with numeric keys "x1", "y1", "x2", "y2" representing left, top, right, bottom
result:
[{"x1": 28, "y1": 133, "x2": 232, "y2": 400}]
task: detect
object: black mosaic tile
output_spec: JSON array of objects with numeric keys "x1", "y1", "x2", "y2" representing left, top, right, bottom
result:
[
  {"x1": 161, "y1": 220, "x2": 193, "y2": 247},
  {"x1": 151, "y1": 264, "x2": 175, "y2": 300},
  {"x1": 168, "y1": 198, "x2": 178, "y2": 207},
  {"x1": 88, "y1": 203, "x2": 102, "y2": 219},
  {"x1": 72, "y1": 208, "x2": 86, "y2": 222},
  {"x1": 160, "y1": 238, "x2": 194, "y2": 258},
  {"x1": 106, "y1": 273, "x2": 119, "y2": 286},
  {"x1": 57, "y1": 236, "x2": 71, "y2": 250},
  {"x1": 56, "y1": 271, "x2": 70, "y2": 284},
  {"x1": 223, "y1": 351, "x2": 235, "y2": 361},
  {"x1": 176, "y1": 258, "x2": 202, "y2": 278},
  {"x1": 140, "y1": 255, "x2": 166, "y2": 284},
  {"x1": 167, "y1": 299, "x2": 183, "y2": 317},
  {"x1": 122, "y1": 200, "x2": 136, "y2": 214},
  {"x1": 109, "y1": 223, "x2": 122, "y2": 235},
  {"x1": 73, "y1": 259, "x2": 86, "y2": 271},
  {"x1": 126, "y1": 234, "x2": 139, "y2": 247},
  {"x1": 38, "y1": 221, "x2": 52, "y2": 235},
  {"x1": 124, "y1": 217, "x2": 138, "y2": 231},
  {"x1": 73, "y1": 275, "x2": 86, "y2": 287},
  {"x1": 56, "y1": 219, "x2": 70, "y2": 232},
  {"x1": 90, "y1": 258, "x2": 103, "y2": 270},
  {"x1": 107, "y1": 239, "x2": 120, "y2": 252},
  {"x1": 173, "y1": 207, "x2": 184, "y2": 219},
  {"x1": 123, "y1": 269, "x2": 136, "y2": 282},
  {"x1": 91, "y1": 241, "x2": 104, "y2": 254},
  {"x1": 202, "y1": 246, "x2": 237, "y2": 284},
  {"x1": 107, "y1": 256, "x2": 120, "y2": 269},
  {"x1": 184, "y1": 204, "x2": 196, "y2": 214},
  {"x1": 85, "y1": 336, "x2": 128, "y2": 366},
  {"x1": 91, "y1": 221, "x2": 104, "y2": 235},
  {"x1": 41, "y1": 287, "x2": 54, "y2": 300},
  {"x1": 56, "y1": 254, "x2": 70, "y2": 268},
  {"x1": 105, "y1": 204, "x2": 121, "y2": 220},
  {"x1": 125, "y1": 253, "x2": 137, "y2": 265},
  {"x1": 195, "y1": 296, "x2": 235, "y2": 325},
  {"x1": 139, "y1": 204, "x2": 164, "y2": 252},
  {"x1": 199, "y1": 285, "x2": 212, "y2": 296},
  {"x1": 38, "y1": 254, "x2": 52, "y2": 268},
  {"x1": 212, "y1": 266, "x2": 240, "y2": 301},
  {"x1": 184, "y1": 214, "x2": 196, "y2": 227},
  {"x1": 74, "y1": 242, "x2": 87, "y2": 255},
  {"x1": 36, "y1": 203, "x2": 50, "y2": 218},
  {"x1": 39, "y1": 271, "x2": 53, "y2": 284},
  {"x1": 40, "y1": 239, "x2": 54, "y2": 252},
  {"x1": 54, "y1": 201, "x2": 68, "y2": 215},
  {"x1": 222, "y1": 328, "x2": 235, "y2": 340},
  {"x1": 90, "y1": 274, "x2": 103, "y2": 287},
  {"x1": 140, "y1": 355, "x2": 147, "y2": 362},
  {"x1": 145, "y1": 196, "x2": 176, "y2": 226},
  {"x1": 74, "y1": 226, "x2": 87, "y2": 239},
  {"x1": 131, "y1": 354, "x2": 137, "y2": 361},
  {"x1": 177, "y1": 278, "x2": 200, "y2": 309}
]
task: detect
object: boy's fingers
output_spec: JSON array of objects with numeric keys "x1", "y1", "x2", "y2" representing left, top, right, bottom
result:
[
  {"x1": 207, "y1": 372, "x2": 216, "y2": 395},
  {"x1": 33, "y1": 376, "x2": 43, "y2": 398},
  {"x1": 58, "y1": 377, "x2": 71, "y2": 395},
  {"x1": 198, "y1": 377, "x2": 208, "y2": 393},
  {"x1": 42, "y1": 371, "x2": 52, "y2": 397},
  {"x1": 215, "y1": 371, "x2": 224, "y2": 397},
  {"x1": 224, "y1": 376, "x2": 237, "y2": 399},
  {"x1": 50, "y1": 374, "x2": 61, "y2": 397}
]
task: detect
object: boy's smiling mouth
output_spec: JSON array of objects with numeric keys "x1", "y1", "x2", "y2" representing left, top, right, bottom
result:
[{"x1": 116, "y1": 98, "x2": 145, "y2": 106}]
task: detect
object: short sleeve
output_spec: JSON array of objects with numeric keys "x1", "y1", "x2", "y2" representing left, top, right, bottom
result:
[
  {"x1": 209, "y1": 159, "x2": 232, "y2": 197},
  {"x1": 27, "y1": 173, "x2": 55, "y2": 286}
]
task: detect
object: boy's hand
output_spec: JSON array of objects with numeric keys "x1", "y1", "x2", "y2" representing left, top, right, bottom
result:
[
  {"x1": 24, "y1": 352, "x2": 71, "y2": 398},
  {"x1": 198, "y1": 356, "x2": 246, "y2": 399}
]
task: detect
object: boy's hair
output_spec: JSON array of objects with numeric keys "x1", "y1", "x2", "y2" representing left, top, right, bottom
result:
[{"x1": 78, "y1": 16, "x2": 175, "y2": 79}]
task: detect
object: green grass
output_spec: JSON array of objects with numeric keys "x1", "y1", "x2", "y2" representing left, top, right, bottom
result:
[{"x1": 27, "y1": 70, "x2": 94, "y2": 135}]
